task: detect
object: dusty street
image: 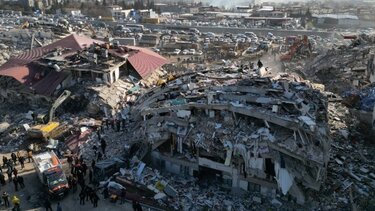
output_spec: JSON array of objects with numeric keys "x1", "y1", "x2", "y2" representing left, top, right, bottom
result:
[{"x1": 0, "y1": 153, "x2": 137, "y2": 211}]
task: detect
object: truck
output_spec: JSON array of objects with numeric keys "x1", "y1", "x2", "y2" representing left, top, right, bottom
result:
[{"x1": 33, "y1": 151, "x2": 69, "y2": 198}]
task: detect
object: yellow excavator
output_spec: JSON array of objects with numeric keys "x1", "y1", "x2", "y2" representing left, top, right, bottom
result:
[
  {"x1": 156, "y1": 73, "x2": 175, "y2": 87},
  {"x1": 27, "y1": 90, "x2": 71, "y2": 140}
]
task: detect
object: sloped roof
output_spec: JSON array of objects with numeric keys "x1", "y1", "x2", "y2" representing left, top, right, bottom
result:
[
  {"x1": 126, "y1": 46, "x2": 167, "y2": 79},
  {"x1": 0, "y1": 34, "x2": 100, "y2": 96},
  {"x1": 0, "y1": 34, "x2": 100, "y2": 84},
  {"x1": 0, "y1": 34, "x2": 167, "y2": 96}
]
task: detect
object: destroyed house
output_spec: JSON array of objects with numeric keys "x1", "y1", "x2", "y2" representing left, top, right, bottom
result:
[
  {"x1": 132, "y1": 72, "x2": 331, "y2": 204},
  {"x1": 0, "y1": 34, "x2": 167, "y2": 104}
]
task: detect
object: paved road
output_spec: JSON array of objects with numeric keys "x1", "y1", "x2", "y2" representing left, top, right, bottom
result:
[
  {"x1": 144, "y1": 24, "x2": 335, "y2": 38},
  {"x1": 0, "y1": 152, "x2": 141, "y2": 211}
]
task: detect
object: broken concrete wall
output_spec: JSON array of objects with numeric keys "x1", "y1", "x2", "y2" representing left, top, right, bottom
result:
[{"x1": 128, "y1": 70, "x2": 331, "y2": 203}]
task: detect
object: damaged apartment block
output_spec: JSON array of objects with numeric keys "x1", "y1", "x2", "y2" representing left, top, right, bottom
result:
[{"x1": 132, "y1": 72, "x2": 331, "y2": 204}]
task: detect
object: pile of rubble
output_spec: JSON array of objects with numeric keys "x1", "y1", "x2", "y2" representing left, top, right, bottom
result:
[
  {"x1": 303, "y1": 34, "x2": 375, "y2": 94},
  {"x1": 118, "y1": 69, "x2": 329, "y2": 204},
  {"x1": 308, "y1": 101, "x2": 375, "y2": 210}
]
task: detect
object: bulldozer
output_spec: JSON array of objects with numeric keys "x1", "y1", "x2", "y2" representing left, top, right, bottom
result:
[{"x1": 27, "y1": 90, "x2": 71, "y2": 140}]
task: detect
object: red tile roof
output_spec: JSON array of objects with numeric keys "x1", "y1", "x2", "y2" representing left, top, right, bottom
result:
[
  {"x1": 0, "y1": 34, "x2": 167, "y2": 96},
  {"x1": 126, "y1": 46, "x2": 167, "y2": 79},
  {"x1": 0, "y1": 34, "x2": 100, "y2": 96}
]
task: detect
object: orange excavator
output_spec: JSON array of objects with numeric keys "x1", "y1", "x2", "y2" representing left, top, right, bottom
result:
[{"x1": 280, "y1": 35, "x2": 310, "y2": 62}]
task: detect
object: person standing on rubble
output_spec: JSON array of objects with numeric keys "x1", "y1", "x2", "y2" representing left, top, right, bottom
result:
[
  {"x1": 6, "y1": 167, "x2": 12, "y2": 183},
  {"x1": 27, "y1": 150, "x2": 33, "y2": 163},
  {"x1": 18, "y1": 156, "x2": 25, "y2": 170},
  {"x1": 12, "y1": 168, "x2": 17, "y2": 178},
  {"x1": 0, "y1": 173, "x2": 5, "y2": 185},
  {"x1": 100, "y1": 139, "x2": 107, "y2": 155},
  {"x1": 257, "y1": 59, "x2": 263, "y2": 69},
  {"x1": 10, "y1": 153, "x2": 17, "y2": 166},
  {"x1": 2, "y1": 156, "x2": 8, "y2": 168}
]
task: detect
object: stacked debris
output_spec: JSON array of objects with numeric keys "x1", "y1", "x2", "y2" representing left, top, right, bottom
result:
[
  {"x1": 308, "y1": 101, "x2": 375, "y2": 210},
  {"x1": 303, "y1": 34, "x2": 375, "y2": 94},
  {"x1": 117, "y1": 69, "x2": 331, "y2": 205}
]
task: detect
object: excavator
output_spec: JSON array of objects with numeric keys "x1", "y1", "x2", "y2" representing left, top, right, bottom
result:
[
  {"x1": 27, "y1": 90, "x2": 71, "y2": 140},
  {"x1": 280, "y1": 35, "x2": 310, "y2": 62},
  {"x1": 156, "y1": 73, "x2": 175, "y2": 87}
]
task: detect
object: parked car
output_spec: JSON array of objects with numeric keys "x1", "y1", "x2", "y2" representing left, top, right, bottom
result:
[
  {"x1": 182, "y1": 49, "x2": 190, "y2": 55},
  {"x1": 188, "y1": 49, "x2": 196, "y2": 55},
  {"x1": 195, "y1": 50, "x2": 203, "y2": 55},
  {"x1": 170, "y1": 49, "x2": 181, "y2": 55}
]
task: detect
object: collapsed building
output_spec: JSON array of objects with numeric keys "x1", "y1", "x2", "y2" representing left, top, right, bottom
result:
[
  {"x1": 0, "y1": 34, "x2": 167, "y2": 111},
  {"x1": 127, "y1": 71, "x2": 331, "y2": 204}
]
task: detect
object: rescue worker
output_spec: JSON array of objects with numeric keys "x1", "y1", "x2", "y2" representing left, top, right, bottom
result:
[
  {"x1": 12, "y1": 168, "x2": 18, "y2": 178},
  {"x1": 11, "y1": 195, "x2": 20, "y2": 211},
  {"x1": 10, "y1": 153, "x2": 17, "y2": 165},
  {"x1": 56, "y1": 202, "x2": 62, "y2": 211},
  {"x1": 2, "y1": 156, "x2": 8, "y2": 168},
  {"x1": 13, "y1": 176, "x2": 18, "y2": 192},
  {"x1": 79, "y1": 190, "x2": 85, "y2": 205},
  {"x1": 257, "y1": 59, "x2": 263, "y2": 69},
  {"x1": 92, "y1": 193, "x2": 99, "y2": 207},
  {"x1": 17, "y1": 176, "x2": 24, "y2": 189},
  {"x1": 0, "y1": 173, "x2": 5, "y2": 185},
  {"x1": 6, "y1": 167, "x2": 12, "y2": 182},
  {"x1": 27, "y1": 150, "x2": 33, "y2": 163},
  {"x1": 44, "y1": 198, "x2": 52, "y2": 211},
  {"x1": 18, "y1": 156, "x2": 25, "y2": 170},
  {"x1": 2, "y1": 192, "x2": 9, "y2": 207}
]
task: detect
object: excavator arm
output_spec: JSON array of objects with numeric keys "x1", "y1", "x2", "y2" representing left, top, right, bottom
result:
[{"x1": 49, "y1": 90, "x2": 71, "y2": 122}]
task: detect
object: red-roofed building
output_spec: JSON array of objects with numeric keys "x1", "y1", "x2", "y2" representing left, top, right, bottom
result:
[{"x1": 0, "y1": 34, "x2": 167, "y2": 104}]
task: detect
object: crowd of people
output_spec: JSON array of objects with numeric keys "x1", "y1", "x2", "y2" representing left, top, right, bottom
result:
[
  {"x1": 0, "y1": 115, "x2": 145, "y2": 211},
  {"x1": 0, "y1": 150, "x2": 32, "y2": 210}
]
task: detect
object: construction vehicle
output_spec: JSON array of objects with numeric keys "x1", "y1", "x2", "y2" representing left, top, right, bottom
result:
[
  {"x1": 27, "y1": 90, "x2": 71, "y2": 140},
  {"x1": 156, "y1": 73, "x2": 175, "y2": 86},
  {"x1": 33, "y1": 151, "x2": 69, "y2": 198},
  {"x1": 280, "y1": 35, "x2": 310, "y2": 62}
]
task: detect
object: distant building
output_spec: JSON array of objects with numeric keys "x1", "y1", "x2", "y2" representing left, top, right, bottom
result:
[{"x1": 312, "y1": 14, "x2": 359, "y2": 27}]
